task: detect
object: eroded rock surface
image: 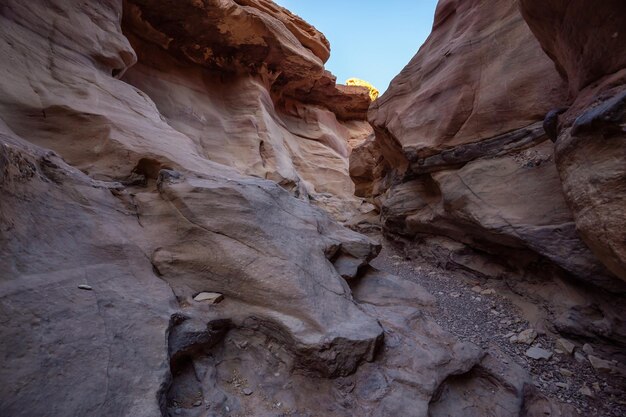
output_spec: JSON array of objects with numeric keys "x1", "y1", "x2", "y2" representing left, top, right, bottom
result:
[
  {"x1": 122, "y1": 0, "x2": 374, "y2": 221},
  {"x1": 0, "y1": 0, "x2": 572, "y2": 416}
]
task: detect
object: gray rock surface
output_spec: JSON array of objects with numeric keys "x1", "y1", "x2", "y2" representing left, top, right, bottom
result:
[{"x1": 526, "y1": 347, "x2": 553, "y2": 360}]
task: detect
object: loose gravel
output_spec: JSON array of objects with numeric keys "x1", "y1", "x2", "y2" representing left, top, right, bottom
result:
[{"x1": 370, "y1": 239, "x2": 626, "y2": 417}]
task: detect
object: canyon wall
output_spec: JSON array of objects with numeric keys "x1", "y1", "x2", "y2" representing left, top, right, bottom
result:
[
  {"x1": 519, "y1": 0, "x2": 626, "y2": 282},
  {"x1": 0, "y1": 1, "x2": 573, "y2": 416},
  {"x1": 362, "y1": 0, "x2": 626, "y2": 353}
]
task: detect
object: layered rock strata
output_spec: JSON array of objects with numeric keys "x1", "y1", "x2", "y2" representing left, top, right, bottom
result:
[
  {"x1": 520, "y1": 0, "x2": 626, "y2": 282},
  {"x1": 361, "y1": 0, "x2": 626, "y2": 354}
]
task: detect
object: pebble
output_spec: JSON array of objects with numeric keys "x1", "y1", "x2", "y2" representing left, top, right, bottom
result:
[
  {"x1": 574, "y1": 351, "x2": 587, "y2": 363},
  {"x1": 193, "y1": 400, "x2": 202, "y2": 407},
  {"x1": 555, "y1": 382, "x2": 569, "y2": 389},
  {"x1": 582, "y1": 343, "x2": 594, "y2": 355},
  {"x1": 588, "y1": 355, "x2": 614, "y2": 373},
  {"x1": 78, "y1": 284, "x2": 92, "y2": 291},
  {"x1": 555, "y1": 338, "x2": 576, "y2": 355},
  {"x1": 515, "y1": 328, "x2": 538, "y2": 345},
  {"x1": 525, "y1": 346, "x2": 553, "y2": 360},
  {"x1": 243, "y1": 388, "x2": 253, "y2": 396},
  {"x1": 579, "y1": 386, "x2": 594, "y2": 398},
  {"x1": 481, "y1": 288, "x2": 496, "y2": 295},
  {"x1": 193, "y1": 292, "x2": 224, "y2": 304},
  {"x1": 449, "y1": 292, "x2": 461, "y2": 298},
  {"x1": 559, "y1": 368, "x2": 573, "y2": 377}
]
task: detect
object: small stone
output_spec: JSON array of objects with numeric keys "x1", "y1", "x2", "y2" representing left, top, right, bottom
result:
[
  {"x1": 509, "y1": 335, "x2": 519, "y2": 343},
  {"x1": 592, "y1": 382, "x2": 601, "y2": 391},
  {"x1": 471, "y1": 286, "x2": 483, "y2": 293},
  {"x1": 582, "y1": 343, "x2": 594, "y2": 355},
  {"x1": 516, "y1": 328, "x2": 538, "y2": 345},
  {"x1": 579, "y1": 386, "x2": 594, "y2": 398},
  {"x1": 588, "y1": 355, "x2": 614, "y2": 373},
  {"x1": 242, "y1": 388, "x2": 253, "y2": 396},
  {"x1": 504, "y1": 332, "x2": 515, "y2": 339},
  {"x1": 78, "y1": 284, "x2": 92, "y2": 291},
  {"x1": 193, "y1": 292, "x2": 224, "y2": 304},
  {"x1": 193, "y1": 400, "x2": 202, "y2": 407},
  {"x1": 481, "y1": 289, "x2": 496, "y2": 295},
  {"x1": 559, "y1": 368, "x2": 573, "y2": 377},
  {"x1": 555, "y1": 382, "x2": 569, "y2": 389},
  {"x1": 574, "y1": 351, "x2": 587, "y2": 363},
  {"x1": 235, "y1": 340, "x2": 248, "y2": 349},
  {"x1": 525, "y1": 346, "x2": 553, "y2": 360},
  {"x1": 555, "y1": 338, "x2": 575, "y2": 355},
  {"x1": 449, "y1": 292, "x2": 461, "y2": 298},
  {"x1": 437, "y1": 291, "x2": 444, "y2": 295}
]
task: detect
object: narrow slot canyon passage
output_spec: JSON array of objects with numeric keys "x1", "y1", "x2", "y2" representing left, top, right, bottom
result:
[{"x1": 0, "y1": 1, "x2": 625, "y2": 417}]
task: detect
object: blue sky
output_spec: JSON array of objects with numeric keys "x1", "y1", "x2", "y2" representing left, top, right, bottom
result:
[{"x1": 274, "y1": 0, "x2": 439, "y2": 93}]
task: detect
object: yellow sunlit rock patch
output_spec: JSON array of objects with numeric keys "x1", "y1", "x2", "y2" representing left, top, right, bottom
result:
[{"x1": 346, "y1": 78, "x2": 379, "y2": 101}]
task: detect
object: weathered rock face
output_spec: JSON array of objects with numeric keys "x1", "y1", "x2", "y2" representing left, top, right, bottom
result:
[
  {"x1": 123, "y1": 0, "x2": 329, "y2": 90},
  {"x1": 368, "y1": 0, "x2": 568, "y2": 176},
  {"x1": 0, "y1": 0, "x2": 573, "y2": 416},
  {"x1": 122, "y1": 0, "x2": 374, "y2": 221},
  {"x1": 520, "y1": 0, "x2": 626, "y2": 282},
  {"x1": 519, "y1": 0, "x2": 626, "y2": 96},
  {"x1": 359, "y1": 0, "x2": 626, "y2": 351}
]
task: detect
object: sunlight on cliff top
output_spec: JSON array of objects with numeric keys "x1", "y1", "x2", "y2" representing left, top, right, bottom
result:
[{"x1": 345, "y1": 78, "x2": 379, "y2": 101}]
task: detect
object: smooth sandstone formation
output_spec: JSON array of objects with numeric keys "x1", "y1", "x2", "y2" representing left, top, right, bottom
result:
[
  {"x1": 0, "y1": 1, "x2": 572, "y2": 416},
  {"x1": 369, "y1": 0, "x2": 567, "y2": 172}
]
